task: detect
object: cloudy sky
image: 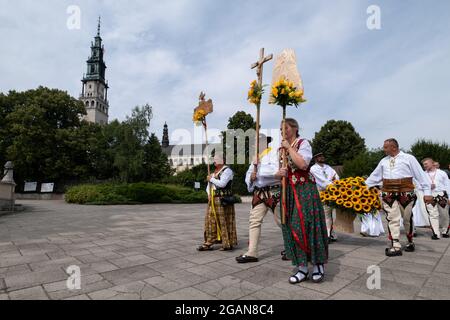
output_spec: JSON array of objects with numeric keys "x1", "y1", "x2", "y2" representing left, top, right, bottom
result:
[{"x1": 0, "y1": 0, "x2": 449, "y2": 149}]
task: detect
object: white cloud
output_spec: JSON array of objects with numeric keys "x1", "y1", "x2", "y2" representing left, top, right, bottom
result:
[{"x1": 0, "y1": 0, "x2": 449, "y2": 150}]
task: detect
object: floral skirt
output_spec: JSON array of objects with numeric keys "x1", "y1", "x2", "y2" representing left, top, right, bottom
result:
[
  {"x1": 204, "y1": 197, "x2": 238, "y2": 249},
  {"x1": 281, "y1": 180, "x2": 329, "y2": 267}
]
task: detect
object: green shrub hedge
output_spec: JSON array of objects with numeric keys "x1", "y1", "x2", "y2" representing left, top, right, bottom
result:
[{"x1": 65, "y1": 183, "x2": 209, "y2": 205}]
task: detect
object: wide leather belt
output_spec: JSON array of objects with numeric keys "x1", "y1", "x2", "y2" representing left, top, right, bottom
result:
[{"x1": 382, "y1": 178, "x2": 415, "y2": 193}]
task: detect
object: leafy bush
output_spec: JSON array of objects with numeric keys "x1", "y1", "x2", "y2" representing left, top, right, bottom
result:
[{"x1": 65, "y1": 183, "x2": 208, "y2": 205}]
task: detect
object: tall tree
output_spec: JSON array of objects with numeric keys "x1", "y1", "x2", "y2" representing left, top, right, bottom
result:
[
  {"x1": 3, "y1": 87, "x2": 86, "y2": 183},
  {"x1": 410, "y1": 139, "x2": 450, "y2": 167},
  {"x1": 143, "y1": 134, "x2": 173, "y2": 182},
  {"x1": 222, "y1": 111, "x2": 257, "y2": 165},
  {"x1": 311, "y1": 120, "x2": 366, "y2": 166}
]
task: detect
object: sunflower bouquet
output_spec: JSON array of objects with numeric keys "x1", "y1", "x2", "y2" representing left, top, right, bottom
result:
[
  {"x1": 247, "y1": 80, "x2": 265, "y2": 106},
  {"x1": 193, "y1": 108, "x2": 207, "y2": 126},
  {"x1": 269, "y1": 76, "x2": 306, "y2": 107},
  {"x1": 319, "y1": 176, "x2": 382, "y2": 216}
]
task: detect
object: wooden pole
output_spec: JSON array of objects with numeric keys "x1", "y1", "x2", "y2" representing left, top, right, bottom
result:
[
  {"x1": 281, "y1": 105, "x2": 287, "y2": 225},
  {"x1": 254, "y1": 104, "x2": 260, "y2": 173},
  {"x1": 251, "y1": 48, "x2": 273, "y2": 173},
  {"x1": 204, "y1": 120, "x2": 211, "y2": 177}
]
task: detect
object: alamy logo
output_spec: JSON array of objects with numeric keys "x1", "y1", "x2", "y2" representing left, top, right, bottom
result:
[
  {"x1": 367, "y1": 5, "x2": 381, "y2": 30},
  {"x1": 66, "y1": 5, "x2": 81, "y2": 30},
  {"x1": 66, "y1": 265, "x2": 81, "y2": 290},
  {"x1": 366, "y1": 265, "x2": 381, "y2": 290}
]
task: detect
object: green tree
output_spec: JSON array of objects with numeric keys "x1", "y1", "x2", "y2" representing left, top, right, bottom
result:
[
  {"x1": 410, "y1": 139, "x2": 450, "y2": 168},
  {"x1": 222, "y1": 111, "x2": 257, "y2": 165},
  {"x1": 223, "y1": 111, "x2": 257, "y2": 195},
  {"x1": 342, "y1": 149, "x2": 385, "y2": 178},
  {"x1": 2, "y1": 87, "x2": 86, "y2": 183},
  {"x1": 143, "y1": 134, "x2": 173, "y2": 182},
  {"x1": 311, "y1": 120, "x2": 366, "y2": 166}
]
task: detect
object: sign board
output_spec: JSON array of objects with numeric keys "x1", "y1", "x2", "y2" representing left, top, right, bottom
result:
[
  {"x1": 194, "y1": 182, "x2": 201, "y2": 190},
  {"x1": 24, "y1": 182, "x2": 38, "y2": 192},
  {"x1": 40, "y1": 183, "x2": 55, "y2": 193}
]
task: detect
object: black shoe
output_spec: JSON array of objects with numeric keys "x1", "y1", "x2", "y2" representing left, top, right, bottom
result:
[
  {"x1": 431, "y1": 235, "x2": 440, "y2": 240},
  {"x1": 311, "y1": 264, "x2": 325, "y2": 283},
  {"x1": 385, "y1": 247, "x2": 402, "y2": 257},
  {"x1": 442, "y1": 233, "x2": 450, "y2": 238},
  {"x1": 235, "y1": 255, "x2": 258, "y2": 263},
  {"x1": 197, "y1": 244, "x2": 214, "y2": 251},
  {"x1": 404, "y1": 243, "x2": 415, "y2": 252},
  {"x1": 281, "y1": 251, "x2": 290, "y2": 261},
  {"x1": 329, "y1": 237, "x2": 337, "y2": 243}
]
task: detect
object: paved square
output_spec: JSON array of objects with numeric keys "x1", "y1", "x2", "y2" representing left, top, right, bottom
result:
[{"x1": 0, "y1": 200, "x2": 449, "y2": 300}]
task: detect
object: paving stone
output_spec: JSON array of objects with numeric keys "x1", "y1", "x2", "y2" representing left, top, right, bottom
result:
[
  {"x1": 8, "y1": 286, "x2": 49, "y2": 300},
  {"x1": 194, "y1": 275, "x2": 263, "y2": 300},
  {"x1": 0, "y1": 264, "x2": 32, "y2": 278},
  {"x1": 0, "y1": 253, "x2": 49, "y2": 268},
  {"x1": 4, "y1": 269, "x2": 68, "y2": 291},
  {"x1": 100, "y1": 265, "x2": 160, "y2": 286},
  {"x1": 108, "y1": 254, "x2": 157, "y2": 268},
  {"x1": 379, "y1": 258, "x2": 434, "y2": 275},
  {"x1": 2, "y1": 200, "x2": 450, "y2": 300},
  {"x1": 270, "y1": 281, "x2": 329, "y2": 300},
  {"x1": 154, "y1": 287, "x2": 216, "y2": 300},
  {"x1": 63, "y1": 294, "x2": 90, "y2": 300},
  {"x1": 328, "y1": 288, "x2": 384, "y2": 300},
  {"x1": 345, "y1": 274, "x2": 422, "y2": 300},
  {"x1": 89, "y1": 281, "x2": 163, "y2": 300}
]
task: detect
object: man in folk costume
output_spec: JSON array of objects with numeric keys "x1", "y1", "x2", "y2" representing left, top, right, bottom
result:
[
  {"x1": 310, "y1": 152, "x2": 340, "y2": 242},
  {"x1": 422, "y1": 158, "x2": 450, "y2": 239},
  {"x1": 236, "y1": 134, "x2": 284, "y2": 263},
  {"x1": 365, "y1": 139, "x2": 432, "y2": 256},
  {"x1": 197, "y1": 152, "x2": 238, "y2": 251}
]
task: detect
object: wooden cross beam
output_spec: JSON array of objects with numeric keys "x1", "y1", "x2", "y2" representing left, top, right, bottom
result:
[
  {"x1": 251, "y1": 48, "x2": 273, "y2": 86},
  {"x1": 250, "y1": 48, "x2": 273, "y2": 169}
]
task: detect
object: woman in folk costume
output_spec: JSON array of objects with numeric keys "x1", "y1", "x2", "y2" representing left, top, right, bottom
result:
[
  {"x1": 277, "y1": 118, "x2": 329, "y2": 284},
  {"x1": 197, "y1": 152, "x2": 237, "y2": 252}
]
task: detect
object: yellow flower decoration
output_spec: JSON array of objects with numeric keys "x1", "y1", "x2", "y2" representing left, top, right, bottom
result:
[
  {"x1": 344, "y1": 201, "x2": 353, "y2": 209},
  {"x1": 354, "y1": 204, "x2": 363, "y2": 212},
  {"x1": 270, "y1": 76, "x2": 306, "y2": 107},
  {"x1": 248, "y1": 80, "x2": 264, "y2": 105}
]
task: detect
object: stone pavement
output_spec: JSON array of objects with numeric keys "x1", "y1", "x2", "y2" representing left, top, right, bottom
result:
[{"x1": 0, "y1": 200, "x2": 449, "y2": 300}]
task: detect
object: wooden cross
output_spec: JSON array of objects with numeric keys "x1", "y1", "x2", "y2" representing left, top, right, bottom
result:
[
  {"x1": 251, "y1": 48, "x2": 273, "y2": 87},
  {"x1": 250, "y1": 48, "x2": 273, "y2": 169}
]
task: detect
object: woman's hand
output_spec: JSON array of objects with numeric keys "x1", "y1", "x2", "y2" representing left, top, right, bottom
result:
[
  {"x1": 275, "y1": 168, "x2": 288, "y2": 179},
  {"x1": 281, "y1": 139, "x2": 291, "y2": 152}
]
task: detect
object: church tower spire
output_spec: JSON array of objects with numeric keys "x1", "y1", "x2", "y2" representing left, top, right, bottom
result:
[
  {"x1": 162, "y1": 122, "x2": 170, "y2": 148},
  {"x1": 80, "y1": 17, "x2": 110, "y2": 125}
]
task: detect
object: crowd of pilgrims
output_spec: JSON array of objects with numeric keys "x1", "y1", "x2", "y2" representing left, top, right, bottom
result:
[{"x1": 197, "y1": 118, "x2": 450, "y2": 285}]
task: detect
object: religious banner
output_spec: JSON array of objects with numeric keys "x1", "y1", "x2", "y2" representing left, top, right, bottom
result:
[
  {"x1": 193, "y1": 92, "x2": 214, "y2": 176},
  {"x1": 269, "y1": 48, "x2": 307, "y2": 224},
  {"x1": 269, "y1": 48, "x2": 304, "y2": 104}
]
